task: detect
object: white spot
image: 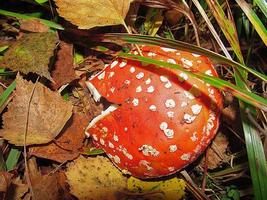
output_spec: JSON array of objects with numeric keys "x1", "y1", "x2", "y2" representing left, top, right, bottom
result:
[
  {"x1": 206, "y1": 83, "x2": 211, "y2": 87},
  {"x1": 136, "y1": 86, "x2": 142, "y2": 93},
  {"x1": 178, "y1": 72, "x2": 189, "y2": 82},
  {"x1": 139, "y1": 145, "x2": 160, "y2": 157},
  {"x1": 149, "y1": 105, "x2": 157, "y2": 111},
  {"x1": 126, "y1": 153, "x2": 133, "y2": 160},
  {"x1": 161, "y1": 47, "x2": 176, "y2": 52},
  {"x1": 130, "y1": 66, "x2": 135, "y2": 73},
  {"x1": 160, "y1": 122, "x2": 168, "y2": 130},
  {"x1": 113, "y1": 155, "x2": 121, "y2": 164},
  {"x1": 97, "y1": 71, "x2": 106, "y2": 80},
  {"x1": 165, "y1": 82, "x2": 172, "y2": 89},
  {"x1": 133, "y1": 51, "x2": 138, "y2": 55},
  {"x1": 136, "y1": 72, "x2": 144, "y2": 79},
  {"x1": 108, "y1": 142, "x2": 114, "y2": 149},
  {"x1": 124, "y1": 80, "x2": 131, "y2": 85},
  {"x1": 205, "y1": 70, "x2": 213, "y2": 76},
  {"x1": 167, "y1": 111, "x2": 174, "y2": 118},
  {"x1": 190, "y1": 132, "x2": 198, "y2": 142},
  {"x1": 148, "y1": 52, "x2": 157, "y2": 57},
  {"x1": 184, "y1": 113, "x2": 196, "y2": 124},
  {"x1": 145, "y1": 78, "x2": 151, "y2": 85},
  {"x1": 119, "y1": 61, "x2": 127, "y2": 68},
  {"x1": 181, "y1": 102, "x2": 188, "y2": 107},
  {"x1": 184, "y1": 91, "x2": 195, "y2": 100},
  {"x1": 139, "y1": 160, "x2": 153, "y2": 171},
  {"x1": 110, "y1": 60, "x2": 118, "y2": 68},
  {"x1": 100, "y1": 138, "x2": 105, "y2": 145},
  {"x1": 191, "y1": 104, "x2": 202, "y2": 115},
  {"x1": 181, "y1": 153, "x2": 191, "y2": 161},
  {"x1": 208, "y1": 88, "x2": 215, "y2": 95},
  {"x1": 113, "y1": 134, "x2": 119, "y2": 142},
  {"x1": 169, "y1": 145, "x2": 177, "y2": 152},
  {"x1": 167, "y1": 58, "x2": 176, "y2": 64},
  {"x1": 132, "y1": 98, "x2": 139, "y2": 106},
  {"x1": 194, "y1": 145, "x2": 201, "y2": 153},
  {"x1": 147, "y1": 86, "x2": 155, "y2": 93},
  {"x1": 176, "y1": 52, "x2": 181, "y2": 56},
  {"x1": 124, "y1": 127, "x2": 128, "y2": 132},
  {"x1": 102, "y1": 127, "x2": 108, "y2": 133},
  {"x1": 92, "y1": 134, "x2": 98, "y2": 141},
  {"x1": 110, "y1": 87, "x2": 115, "y2": 93},
  {"x1": 160, "y1": 75, "x2": 169, "y2": 82},
  {"x1": 192, "y1": 53, "x2": 201, "y2": 57},
  {"x1": 165, "y1": 99, "x2": 176, "y2": 108},
  {"x1": 164, "y1": 129, "x2": 174, "y2": 138},
  {"x1": 197, "y1": 60, "x2": 202, "y2": 63},
  {"x1": 108, "y1": 71, "x2": 115, "y2": 78},
  {"x1": 181, "y1": 58, "x2": 193, "y2": 67},
  {"x1": 122, "y1": 169, "x2": 131, "y2": 175},
  {"x1": 168, "y1": 167, "x2": 175, "y2": 172}
]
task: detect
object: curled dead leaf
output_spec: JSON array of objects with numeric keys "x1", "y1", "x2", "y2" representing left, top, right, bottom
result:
[{"x1": 0, "y1": 75, "x2": 73, "y2": 146}]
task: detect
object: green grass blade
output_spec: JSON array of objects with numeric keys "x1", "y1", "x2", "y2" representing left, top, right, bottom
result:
[
  {"x1": 254, "y1": 0, "x2": 267, "y2": 18},
  {"x1": 103, "y1": 34, "x2": 267, "y2": 81},
  {"x1": 205, "y1": 0, "x2": 244, "y2": 63},
  {"x1": 0, "y1": 81, "x2": 16, "y2": 108},
  {"x1": 0, "y1": 9, "x2": 64, "y2": 30},
  {"x1": 235, "y1": 0, "x2": 267, "y2": 45},
  {"x1": 0, "y1": 46, "x2": 9, "y2": 53},
  {"x1": 118, "y1": 52, "x2": 267, "y2": 111},
  {"x1": 5, "y1": 147, "x2": 21, "y2": 171}
]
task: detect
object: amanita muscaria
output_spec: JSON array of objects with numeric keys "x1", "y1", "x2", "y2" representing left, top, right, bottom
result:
[{"x1": 85, "y1": 46, "x2": 222, "y2": 179}]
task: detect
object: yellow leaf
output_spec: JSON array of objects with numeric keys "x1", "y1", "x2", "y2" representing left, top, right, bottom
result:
[
  {"x1": 55, "y1": 0, "x2": 132, "y2": 29},
  {"x1": 0, "y1": 75, "x2": 73, "y2": 146},
  {"x1": 66, "y1": 156, "x2": 127, "y2": 200},
  {"x1": 127, "y1": 176, "x2": 186, "y2": 200}
]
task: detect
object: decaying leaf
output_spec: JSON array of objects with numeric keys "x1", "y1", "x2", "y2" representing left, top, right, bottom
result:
[
  {"x1": 0, "y1": 32, "x2": 58, "y2": 80},
  {"x1": 0, "y1": 75, "x2": 73, "y2": 146},
  {"x1": 30, "y1": 114, "x2": 88, "y2": 163},
  {"x1": 66, "y1": 156, "x2": 127, "y2": 200},
  {"x1": 19, "y1": 19, "x2": 50, "y2": 33},
  {"x1": 127, "y1": 176, "x2": 186, "y2": 200},
  {"x1": 55, "y1": 0, "x2": 133, "y2": 29},
  {"x1": 51, "y1": 41, "x2": 77, "y2": 89},
  {"x1": 7, "y1": 177, "x2": 29, "y2": 200},
  {"x1": 200, "y1": 132, "x2": 230, "y2": 170}
]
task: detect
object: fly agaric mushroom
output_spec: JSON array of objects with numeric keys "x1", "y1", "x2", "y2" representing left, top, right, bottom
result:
[{"x1": 85, "y1": 46, "x2": 222, "y2": 179}]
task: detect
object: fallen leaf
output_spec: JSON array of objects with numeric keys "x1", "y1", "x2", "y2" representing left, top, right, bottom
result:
[
  {"x1": 66, "y1": 156, "x2": 127, "y2": 200},
  {"x1": 19, "y1": 19, "x2": 50, "y2": 33},
  {"x1": 127, "y1": 176, "x2": 186, "y2": 200},
  {"x1": 56, "y1": 171, "x2": 75, "y2": 200},
  {"x1": 30, "y1": 114, "x2": 88, "y2": 163},
  {"x1": 51, "y1": 41, "x2": 77, "y2": 89},
  {"x1": 0, "y1": 172, "x2": 12, "y2": 193},
  {"x1": 0, "y1": 32, "x2": 58, "y2": 80},
  {"x1": 7, "y1": 177, "x2": 29, "y2": 200},
  {"x1": 200, "y1": 132, "x2": 230, "y2": 170},
  {"x1": 0, "y1": 75, "x2": 73, "y2": 146},
  {"x1": 55, "y1": 0, "x2": 132, "y2": 29},
  {"x1": 74, "y1": 56, "x2": 104, "y2": 77}
]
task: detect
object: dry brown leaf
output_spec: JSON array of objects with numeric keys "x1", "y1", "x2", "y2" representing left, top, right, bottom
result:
[
  {"x1": 200, "y1": 132, "x2": 230, "y2": 170},
  {"x1": 7, "y1": 177, "x2": 29, "y2": 200},
  {"x1": 19, "y1": 19, "x2": 49, "y2": 33},
  {"x1": 0, "y1": 75, "x2": 73, "y2": 146},
  {"x1": 0, "y1": 172, "x2": 12, "y2": 194},
  {"x1": 30, "y1": 114, "x2": 88, "y2": 163},
  {"x1": 66, "y1": 156, "x2": 127, "y2": 200},
  {"x1": 55, "y1": 0, "x2": 132, "y2": 29},
  {"x1": 51, "y1": 41, "x2": 77, "y2": 89}
]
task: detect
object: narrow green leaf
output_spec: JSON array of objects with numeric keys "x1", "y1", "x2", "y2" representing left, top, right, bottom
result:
[
  {"x1": 0, "y1": 81, "x2": 16, "y2": 108},
  {"x1": 103, "y1": 34, "x2": 267, "y2": 81},
  {"x1": 35, "y1": 0, "x2": 48, "y2": 4},
  {"x1": 0, "y1": 46, "x2": 9, "y2": 53},
  {"x1": 235, "y1": 0, "x2": 267, "y2": 45},
  {"x1": 254, "y1": 0, "x2": 267, "y2": 18},
  {"x1": 118, "y1": 52, "x2": 267, "y2": 112},
  {"x1": 0, "y1": 9, "x2": 64, "y2": 30},
  {"x1": 6, "y1": 147, "x2": 21, "y2": 171}
]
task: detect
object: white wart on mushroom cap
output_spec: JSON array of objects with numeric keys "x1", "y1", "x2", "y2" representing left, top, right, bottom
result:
[{"x1": 86, "y1": 45, "x2": 222, "y2": 179}]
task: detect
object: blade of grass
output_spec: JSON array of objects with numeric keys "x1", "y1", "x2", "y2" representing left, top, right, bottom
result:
[
  {"x1": 0, "y1": 9, "x2": 64, "y2": 30},
  {"x1": 205, "y1": 0, "x2": 244, "y2": 63},
  {"x1": 6, "y1": 147, "x2": 21, "y2": 171},
  {"x1": 254, "y1": 0, "x2": 267, "y2": 19},
  {"x1": 235, "y1": 0, "x2": 267, "y2": 46},
  {"x1": 0, "y1": 81, "x2": 16, "y2": 109},
  {"x1": 118, "y1": 52, "x2": 267, "y2": 111},
  {"x1": 103, "y1": 33, "x2": 267, "y2": 81}
]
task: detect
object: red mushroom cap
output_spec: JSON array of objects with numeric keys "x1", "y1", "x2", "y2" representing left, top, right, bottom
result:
[{"x1": 86, "y1": 46, "x2": 222, "y2": 179}]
